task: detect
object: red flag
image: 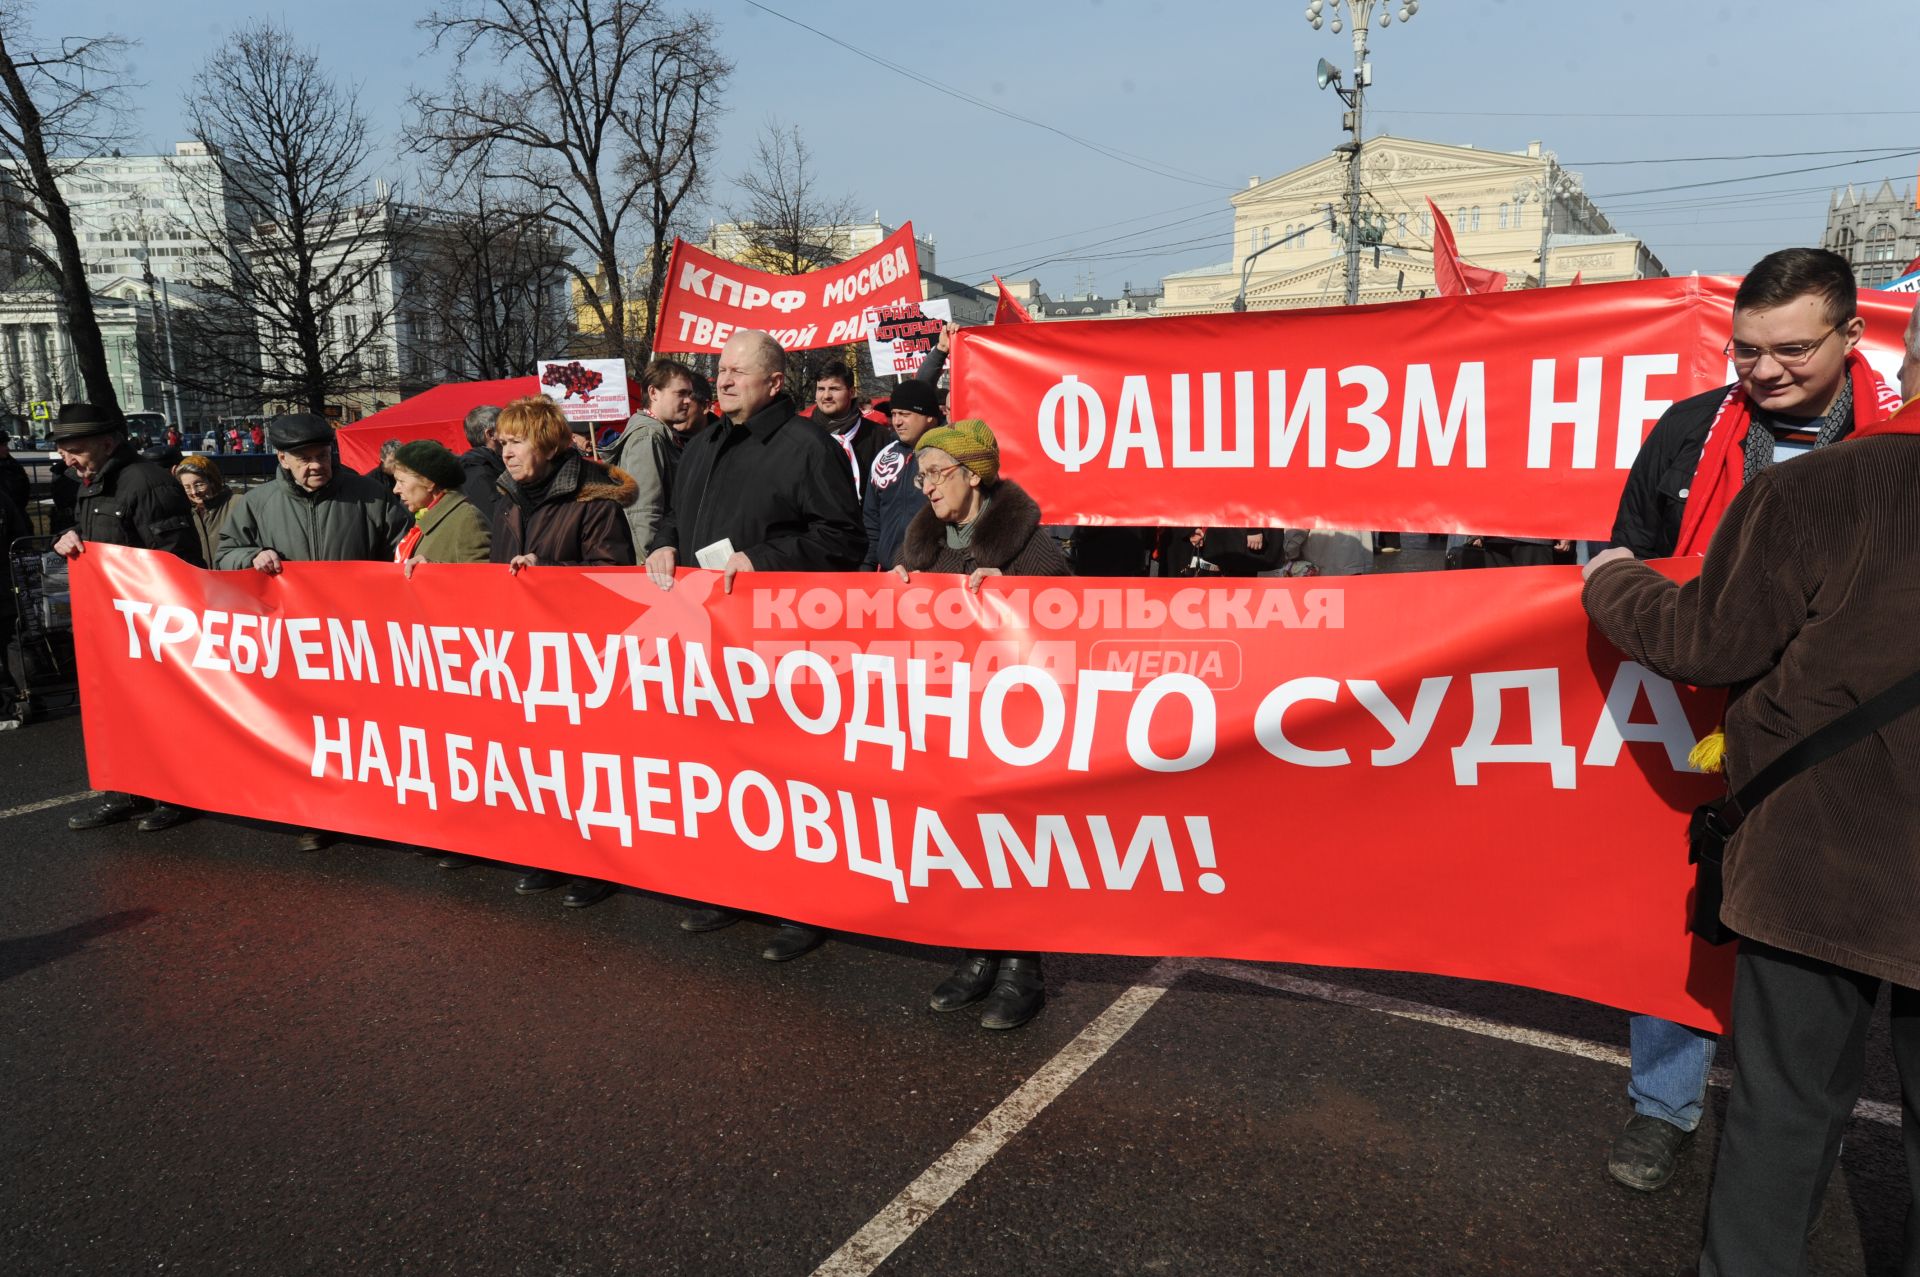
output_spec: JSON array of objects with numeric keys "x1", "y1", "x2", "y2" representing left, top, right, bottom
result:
[
  {"x1": 1426, "y1": 199, "x2": 1507, "y2": 296},
  {"x1": 1902, "y1": 253, "x2": 1920, "y2": 276},
  {"x1": 1570, "y1": 271, "x2": 1584, "y2": 286},
  {"x1": 992, "y1": 274, "x2": 1034, "y2": 324}
]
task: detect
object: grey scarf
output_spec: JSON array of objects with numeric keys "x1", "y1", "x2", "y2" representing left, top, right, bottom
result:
[{"x1": 1744, "y1": 376, "x2": 1853, "y2": 483}]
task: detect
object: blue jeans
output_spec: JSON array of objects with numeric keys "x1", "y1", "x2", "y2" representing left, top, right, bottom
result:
[{"x1": 1629, "y1": 1014, "x2": 1718, "y2": 1131}]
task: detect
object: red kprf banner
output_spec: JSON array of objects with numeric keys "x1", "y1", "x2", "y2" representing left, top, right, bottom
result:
[
  {"x1": 73, "y1": 545, "x2": 1733, "y2": 1030},
  {"x1": 950, "y1": 276, "x2": 1918, "y2": 540},
  {"x1": 652, "y1": 225, "x2": 923, "y2": 353}
]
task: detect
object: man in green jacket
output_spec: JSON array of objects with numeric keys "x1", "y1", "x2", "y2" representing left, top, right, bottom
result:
[
  {"x1": 216, "y1": 414, "x2": 409, "y2": 572},
  {"x1": 216, "y1": 413, "x2": 409, "y2": 851}
]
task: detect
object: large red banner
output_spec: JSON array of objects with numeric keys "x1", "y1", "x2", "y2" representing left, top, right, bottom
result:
[
  {"x1": 950, "y1": 276, "x2": 1917, "y2": 540},
  {"x1": 73, "y1": 544, "x2": 1732, "y2": 1029},
  {"x1": 652, "y1": 225, "x2": 923, "y2": 354}
]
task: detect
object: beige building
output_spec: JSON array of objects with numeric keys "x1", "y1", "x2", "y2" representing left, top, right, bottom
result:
[
  {"x1": 703, "y1": 218, "x2": 938, "y2": 276},
  {"x1": 1159, "y1": 136, "x2": 1666, "y2": 315},
  {"x1": 1822, "y1": 181, "x2": 1920, "y2": 289}
]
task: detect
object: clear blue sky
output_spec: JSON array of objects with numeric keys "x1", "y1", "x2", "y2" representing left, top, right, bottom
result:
[{"x1": 50, "y1": 0, "x2": 1920, "y2": 298}]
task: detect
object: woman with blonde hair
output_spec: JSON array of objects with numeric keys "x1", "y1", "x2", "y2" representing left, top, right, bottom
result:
[
  {"x1": 172, "y1": 454, "x2": 234, "y2": 568},
  {"x1": 489, "y1": 394, "x2": 638, "y2": 908}
]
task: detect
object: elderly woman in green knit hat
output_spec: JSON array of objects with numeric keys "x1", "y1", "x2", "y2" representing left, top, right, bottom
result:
[
  {"x1": 893, "y1": 417, "x2": 1068, "y2": 1031},
  {"x1": 892, "y1": 417, "x2": 1068, "y2": 593},
  {"x1": 389, "y1": 439, "x2": 491, "y2": 572}
]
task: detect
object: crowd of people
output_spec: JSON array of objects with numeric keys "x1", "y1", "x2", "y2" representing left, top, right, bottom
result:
[{"x1": 5, "y1": 245, "x2": 1919, "y2": 1275}]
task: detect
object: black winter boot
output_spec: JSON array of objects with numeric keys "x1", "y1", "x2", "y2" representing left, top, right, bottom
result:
[
  {"x1": 930, "y1": 953, "x2": 998, "y2": 1012},
  {"x1": 978, "y1": 955, "x2": 1045, "y2": 1030}
]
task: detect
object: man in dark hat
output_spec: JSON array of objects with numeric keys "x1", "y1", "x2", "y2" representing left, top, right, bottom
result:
[
  {"x1": 50, "y1": 403, "x2": 200, "y2": 566},
  {"x1": 50, "y1": 402, "x2": 205, "y2": 833},
  {"x1": 216, "y1": 413, "x2": 409, "y2": 575},
  {"x1": 861, "y1": 377, "x2": 941, "y2": 571},
  {"x1": 216, "y1": 413, "x2": 409, "y2": 852}
]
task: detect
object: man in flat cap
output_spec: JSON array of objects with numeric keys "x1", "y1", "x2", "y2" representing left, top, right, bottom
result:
[
  {"x1": 216, "y1": 413, "x2": 410, "y2": 852},
  {"x1": 216, "y1": 413, "x2": 409, "y2": 573},
  {"x1": 50, "y1": 402, "x2": 206, "y2": 832}
]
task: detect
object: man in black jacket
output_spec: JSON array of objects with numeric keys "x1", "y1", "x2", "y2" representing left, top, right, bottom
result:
[
  {"x1": 48, "y1": 402, "x2": 204, "y2": 832},
  {"x1": 646, "y1": 328, "x2": 863, "y2": 962},
  {"x1": 807, "y1": 360, "x2": 890, "y2": 495},
  {"x1": 861, "y1": 377, "x2": 940, "y2": 570},
  {"x1": 0, "y1": 479, "x2": 26, "y2": 723},
  {"x1": 459, "y1": 404, "x2": 505, "y2": 521},
  {"x1": 1601, "y1": 247, "x2": 1905, "y2": 1198},
  {"x1": 647, "y1": 330, "x2": 864, "y2": 591},
  {"x1": 0, "y1": 432, "x2": 28, "y2": 518}
]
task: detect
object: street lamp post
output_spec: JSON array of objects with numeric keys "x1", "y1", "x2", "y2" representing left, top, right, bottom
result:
[
  {"x1": 1232, "y1": 209, "x2": 1338, "y2": 312},
  {"x1": 1513, "y1": 159, "x2": 1583, "y2": 288},
  {"x1": 1307, "y1": 0, "x2": 1420, "y2": 305}
]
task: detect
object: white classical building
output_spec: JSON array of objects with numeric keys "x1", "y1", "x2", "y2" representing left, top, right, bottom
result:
[
  {"x1": 0, "y1": 141, "x2": 243, "y2": 427},
  {"x1": 249, "y1": 198, "x2": 572, "y2": 421},
  {"x1": 1158, "y1": 137, "x2": 1666, "y2": 315}
]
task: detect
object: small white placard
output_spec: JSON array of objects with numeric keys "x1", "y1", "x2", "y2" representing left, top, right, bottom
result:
[
  {"x1": 862, "y1": 298, "x2": 951, "y2": 378},
  {"x1": 695, "y1": 538, "x2": 736, "y2": 571},
  {"x1": 536, "y1": 358, "x2": 631, "y2": 423}
]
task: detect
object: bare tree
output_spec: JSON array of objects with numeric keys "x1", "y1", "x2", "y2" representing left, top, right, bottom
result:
[
  {"x1": 412, "y1": 0, "x2": 730, "y2": 362},
  {"x1": 725, "y1": 120, "x2": 858, "y2": 276},
  {"x1": 0, "y1": 8, "x2": 132, "y2": 416},
  {"x1": 726, "y1": 119, "x2": 863, "y2": 394},
  {"x1": 173, "y1": 21, "x2": 402, "y2": 415},
  {"x1": 405, "y1": 165, "x2": 573, "y2": 381},
  {"x1": 625, "y1": 15, "x2": 725, "y2": 352}
]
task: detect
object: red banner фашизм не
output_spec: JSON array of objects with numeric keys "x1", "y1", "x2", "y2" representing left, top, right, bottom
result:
[{"x1": 950, "y1": 276, "x2": 1917, "y2": 540}]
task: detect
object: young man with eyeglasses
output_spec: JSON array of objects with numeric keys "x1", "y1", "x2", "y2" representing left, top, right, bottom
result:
[{"x1": 1600, "y1": 247, "x2": 1905, "y2": 1195}]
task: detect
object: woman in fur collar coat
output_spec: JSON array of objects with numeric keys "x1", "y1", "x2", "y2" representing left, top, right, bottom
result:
[
  {"x1": 893, "y1": 418, "x2": 1068, "y2": 1029},
  {"x1": 485, "y1": 395, "x2": 638, "y2": 908}
]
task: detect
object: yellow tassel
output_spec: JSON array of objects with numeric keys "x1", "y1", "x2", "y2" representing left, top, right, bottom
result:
[{"x1": 1689, "y1": 729, "x2": 1727, "y2": 774}]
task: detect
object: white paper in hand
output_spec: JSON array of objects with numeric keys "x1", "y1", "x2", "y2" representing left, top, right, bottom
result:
[{"x1": 695, "y1": 538, "x2": 736, "y2": 571}]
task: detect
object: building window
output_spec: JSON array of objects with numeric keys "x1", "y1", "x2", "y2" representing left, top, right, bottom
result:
[
  {"x1": 1498, "y1": 203, "x2": 1509, "y2": 229},
  {"x1": 1865, "y1": 224, "x2": 1898, "y2": 262},
  {"x1": 1455, "y1": 207, "x2": 1467, "y2": 230},
  {"x1": 1470, "y1": 206, "x2": 1482, "y2": 231}
]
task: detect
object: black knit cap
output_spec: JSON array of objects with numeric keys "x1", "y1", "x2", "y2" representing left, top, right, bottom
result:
[
  {"x1": 390, "y1": 440, "x2": 465, "y2": 491},
  {"x1": 889, "y1": 379, "x2": 943, "y2": 418}
]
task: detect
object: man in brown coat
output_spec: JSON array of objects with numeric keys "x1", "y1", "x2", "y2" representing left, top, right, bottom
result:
[
  {"x1": 1599, "y1": 248, "x2": 1907, "y2": 1196},
  {"x1": 1582, "y1": 328, "x2": 1920, "y2": 1274}
]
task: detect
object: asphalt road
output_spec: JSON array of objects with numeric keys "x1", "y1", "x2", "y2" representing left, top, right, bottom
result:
[{"x1": 2, "y1": 703, "x2": 1910, "y2": 1274}]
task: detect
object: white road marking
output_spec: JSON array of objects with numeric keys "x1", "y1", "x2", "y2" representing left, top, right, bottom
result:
[
  {"x1": 0, "y1": 790, "x2": 98, "y2": 821},
  {"x1": 1197, "y1": 958, "x2": 1904, "y2": 1128},
  {"x1": 811, "y1": 958, "x2": 1191, "y2": 1277}
]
